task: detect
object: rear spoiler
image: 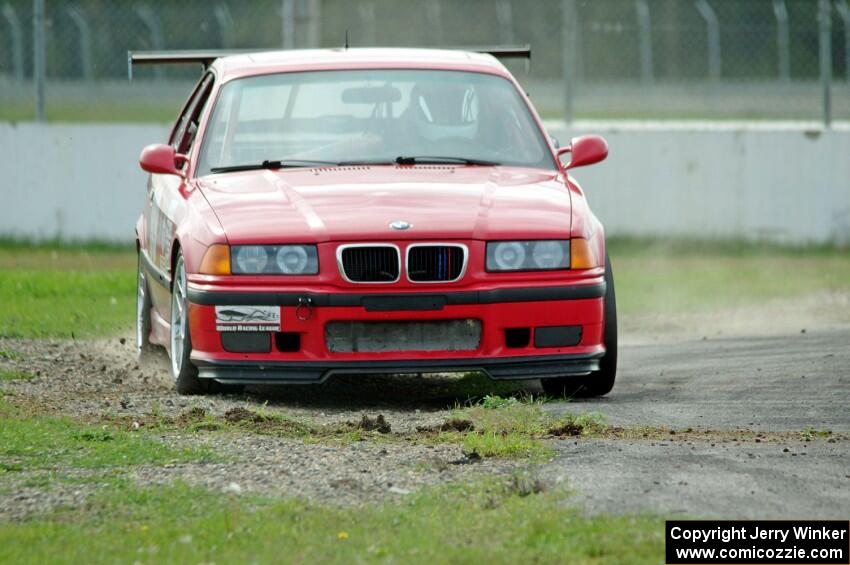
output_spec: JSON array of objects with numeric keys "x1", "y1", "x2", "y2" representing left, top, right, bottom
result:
[{"x1": 127, "y1": 45, "x2": 531, "y2": 79}]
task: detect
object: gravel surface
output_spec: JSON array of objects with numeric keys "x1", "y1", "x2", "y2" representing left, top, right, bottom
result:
[
  {"x1": 1, "y1": 298, "x2": 848, "y2": 520},
  {"x1": 0, "y1": 337, "x2": 536, "y2": 432},
  {"x1": 133, "y1": 431, "x2": 523, "y2": 505}
]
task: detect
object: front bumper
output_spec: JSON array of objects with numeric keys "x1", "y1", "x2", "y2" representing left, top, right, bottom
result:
[
  {"x1": 185, "y1": 281, "x2": 607, "y2": 384},
  {"x1": 195, "y1": 353, "x2": 602, "y2": 384}
]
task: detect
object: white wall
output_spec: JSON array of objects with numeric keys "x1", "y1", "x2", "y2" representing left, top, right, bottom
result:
[
  {"x1": 1, "y1": 122, "x2": 848, "y2": 244},
  {"x1": 550, "y1": 122, "x2": 850, "y2": 245},
  {"x1": 0, "y1": 123, "x2": 168, "y2": 242}
]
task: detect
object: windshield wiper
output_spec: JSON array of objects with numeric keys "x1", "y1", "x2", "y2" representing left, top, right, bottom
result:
[
  {"x1": 210, "y1": 159, "x2": 339, "y2": 173},
  {"x1": 334, "y1": 159, "x2": 396, "y2": 166},
  {"x1": 394, "y1": 156, "x2": 501, "y2": 166}
]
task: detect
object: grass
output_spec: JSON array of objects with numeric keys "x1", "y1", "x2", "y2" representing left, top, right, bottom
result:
[
  {"x1": 0, "y1": 369, "x2": 34, "y2": 381},
  {"x1": 424, "y1": 396, "x2": 607, "y2": 460},
  {"x1": 0, "y1": 350, "x2": 22, "y2": 361},
  {"x1": 800, "y1": 427, "x2": 833, "y2": 440},
  {"x1": 0, "y1": 238, "x2": 848, "y2": 338},
  {"x1": 0, "y1": 399, "x2": 215, "y2": 472},
  {"x1": 607, "y1": 237, "x2": 850, "y2": 319},
  {"x1": 0, "y1": 246, "x2": 136, "y2": 338},
  {"x1": 0, "y1": 478, "x2": 663, "y2": 564}
]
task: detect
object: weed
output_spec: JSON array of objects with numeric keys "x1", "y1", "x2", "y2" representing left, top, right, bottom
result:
[
  {"x1": 0, "y1": 370, "x2": 34, "y2": 381},
  {"x1": 800, "y1": 427, "x2": 832, "y2": 440},
  {"x1": 0, "y1": 350, "x2": 21, "y2": 361},
  {"x1": 463, "y1": 431, "x2": 552, "y2": 460},
  {"x1": 478, "y1": 394, "x2": 520, "y2": 409}
]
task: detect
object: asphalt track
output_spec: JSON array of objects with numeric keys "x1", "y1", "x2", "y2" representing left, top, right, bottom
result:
[{"x1": 544, "y1": 329, "x2": 850, "y2": 518}]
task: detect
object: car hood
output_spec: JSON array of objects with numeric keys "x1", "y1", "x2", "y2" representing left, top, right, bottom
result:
[{"x1": 197, "y1": 166, "x2": 572, "y2": 243}]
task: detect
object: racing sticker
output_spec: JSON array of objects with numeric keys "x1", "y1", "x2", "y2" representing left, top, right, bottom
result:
[{"x1": 215, "y1": 306, "x2": 281, "y2": 332}]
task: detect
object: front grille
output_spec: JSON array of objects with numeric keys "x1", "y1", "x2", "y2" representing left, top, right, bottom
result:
[
  {"x1": 339, "y1": 245, "x2": 400, "y2": 283},
  {"x1": 407, "y1": 245, "x2": 466, "y2": 282},
  {"x1": 325, "y1": 319, "x2": 481, "y2": 353}
]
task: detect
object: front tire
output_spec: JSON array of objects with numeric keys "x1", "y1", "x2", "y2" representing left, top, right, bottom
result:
[
  {"x1": 540, "y1": 254, "x2": 618, "y2": 398},
  {"x1": 170, "y1": 251, "x2": 209, "y2": 395}
]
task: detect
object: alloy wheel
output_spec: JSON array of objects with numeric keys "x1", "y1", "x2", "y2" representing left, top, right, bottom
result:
[{"x1": 170, "y1": 258, "x2": 188, "y2": 378}]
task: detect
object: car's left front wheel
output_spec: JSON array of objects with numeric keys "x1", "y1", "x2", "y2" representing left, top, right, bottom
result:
[{"x1": 170, "y1": 251, "x2": 209, "y2": 395}]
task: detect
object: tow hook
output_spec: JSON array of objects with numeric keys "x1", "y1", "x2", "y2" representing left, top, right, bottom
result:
[{"x1": 296, "y1": 296, "x2": 313, "y2": 321}]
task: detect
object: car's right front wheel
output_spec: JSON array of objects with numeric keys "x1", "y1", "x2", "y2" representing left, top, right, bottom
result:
[
  {"x1": 170, "y1": 251, "x2": 210, "y2": 395},
  {"x1": 540, "y1": 253, "x2": 618, "y2": 398},
  {"x1": 136, "y1": 253, "x2": 155, "y2": 362}
]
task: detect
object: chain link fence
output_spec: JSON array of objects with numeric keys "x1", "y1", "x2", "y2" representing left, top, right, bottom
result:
[{"x1": 1, "y1": 0, "x2": 848, "y2": 123}]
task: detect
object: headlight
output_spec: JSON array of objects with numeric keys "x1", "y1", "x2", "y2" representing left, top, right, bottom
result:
[
  {"x1": 276, "y1": 245, "x2": 309, "y2": 274},
  {"x1": 232, "y1": 245, "x2": 318, "y2": 275},
  {"x1": 486, "y1": 240, "x2": 570, "y2": 271},
  {"x1": 234, "y1": 246, "x2": 268, "y2": 273}
]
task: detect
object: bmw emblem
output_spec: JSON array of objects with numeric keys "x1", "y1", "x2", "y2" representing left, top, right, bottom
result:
[{"x1": 390, "y1": 220, "x2": 412, "y2": 231}]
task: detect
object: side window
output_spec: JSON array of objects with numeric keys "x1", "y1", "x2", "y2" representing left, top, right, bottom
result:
[{"x1": 170, "y1": 73, "x2": 214, "y2": 158}]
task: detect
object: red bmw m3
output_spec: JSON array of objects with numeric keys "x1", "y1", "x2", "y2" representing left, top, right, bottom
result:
[{"x1": 133, "y1": 47, "x2": 616, "y2": 396}]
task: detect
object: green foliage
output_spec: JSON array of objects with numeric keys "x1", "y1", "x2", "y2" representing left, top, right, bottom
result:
[
  {"x1": 463, "y1": 430, "x2": 550, "y2": 459},
  {"x1": 800, "y1": 427, "x2": 832, "y2": 440},
  {"x1": 478, "y1": 394, "x2": 521, "y2": 409}
]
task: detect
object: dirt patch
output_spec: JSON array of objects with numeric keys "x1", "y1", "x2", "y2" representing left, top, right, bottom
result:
[
  {"x1": 175, "y1": 407, "x2": 208, "y2": 426},
  {"x1": 548, "y1": 421, "x2": 585, "y2": 437},
  {"x1": 223, "y1": 407, "x2": 269, "y2": 424},
  {"x1": 354, "y1": 414, "x2": 392, "y2": 434},
  {"x1": 417, "y1": 418, "x2": 476, "y2": 433}
]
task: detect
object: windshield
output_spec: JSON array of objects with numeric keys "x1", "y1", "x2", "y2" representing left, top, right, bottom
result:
[{"x1": 197, "y1": 69, "x2": 556, "y2": 175}]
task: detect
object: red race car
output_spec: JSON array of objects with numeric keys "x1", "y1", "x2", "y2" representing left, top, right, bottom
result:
[{"x1": 132, "y1": 47, "x2": 615, "y2": 396}]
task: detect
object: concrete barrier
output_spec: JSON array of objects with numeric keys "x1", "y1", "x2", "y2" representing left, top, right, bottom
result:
[{"x1": 1, "y1": 122, "x2": 848, "y2": 244}]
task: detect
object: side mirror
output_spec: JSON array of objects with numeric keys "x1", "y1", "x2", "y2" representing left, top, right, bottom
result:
[
  {"x1": 557, "y1": 134, "x2": 608, "y2": 170},
  {"x1": 139, "y1": 144, "x2": 187, "y2": 176}
]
